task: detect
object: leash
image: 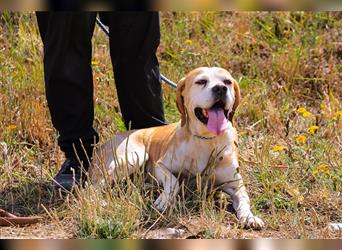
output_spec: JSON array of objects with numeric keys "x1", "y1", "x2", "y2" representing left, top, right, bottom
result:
[
  {"x1": 95, "y1": 17, "x2": 178, "y2": 89},
  {"x1": 0, "y1": 209, "x2": 42, "y2": 226}
]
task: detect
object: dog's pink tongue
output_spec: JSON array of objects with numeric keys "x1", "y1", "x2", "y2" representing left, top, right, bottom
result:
[{"x1": 207, "y1": 109, "x2": 229, "y2": 135}]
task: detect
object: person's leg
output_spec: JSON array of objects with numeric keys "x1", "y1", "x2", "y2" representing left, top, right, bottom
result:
[
  {"x1": 107, "y1": 11, "x2": 166, "y2": 129},
  {"x1": 36, "y1": 12, "x2": 98, "y2": 189}
]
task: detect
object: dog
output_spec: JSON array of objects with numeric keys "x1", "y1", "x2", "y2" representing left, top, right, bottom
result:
[{"x1": 89, "y1": 67, "x2": 264, "y2": 229}]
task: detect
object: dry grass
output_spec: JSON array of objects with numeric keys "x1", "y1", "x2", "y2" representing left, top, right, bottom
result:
[{"x1": 0, "y1": 11, "x2": 341, "y2": 239}]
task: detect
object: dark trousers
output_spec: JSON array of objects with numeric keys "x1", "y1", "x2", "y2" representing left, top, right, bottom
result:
[{"x1": 36, "y1": 12, "x2": 166, "y2": 161}]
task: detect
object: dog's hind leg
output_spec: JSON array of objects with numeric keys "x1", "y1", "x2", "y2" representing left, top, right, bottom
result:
[
  {"x1": 152, "y1": 165, "x2": 180, "y2": 211},
  {"x1": 112, "y1": 141, "x2": 148, "y2": 181},
  {"x1": 91, "y1": 138, "x2": 148, "y2": 189}
]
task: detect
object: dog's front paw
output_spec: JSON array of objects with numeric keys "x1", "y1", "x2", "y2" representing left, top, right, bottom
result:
[
  {"x1": 154, "y1": 193, "x2": 169, "y2": 211},
  {"x1": 240, "y1": 215, "x2": 264, "y2": 230}
]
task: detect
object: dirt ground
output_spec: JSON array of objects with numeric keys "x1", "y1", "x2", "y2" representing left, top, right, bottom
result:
[{"x1": 1, "y1": 219, "x2": 341, "y2": 239}]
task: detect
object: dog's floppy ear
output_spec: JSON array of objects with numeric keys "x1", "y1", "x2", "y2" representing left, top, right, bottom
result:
[
  {"x1": 176, "y1": 77, "x2": 187, "y2": 127},
  {"x1": 228, "y1": 79, "x2": 241, "y2": 123}
]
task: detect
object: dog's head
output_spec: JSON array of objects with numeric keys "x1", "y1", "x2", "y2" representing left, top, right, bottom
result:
[{"x1": 176, "y1": 67, "x2": 240, "y2": 136}]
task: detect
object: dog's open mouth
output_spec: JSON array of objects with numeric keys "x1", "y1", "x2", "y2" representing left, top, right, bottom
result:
[{"x1": 195, "y1": 100, "x2": 229, "y2": 135}]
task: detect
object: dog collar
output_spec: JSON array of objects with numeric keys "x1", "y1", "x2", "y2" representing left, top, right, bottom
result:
[
  {"x1": 186, "y1": 124, "x2": 217, "y2": 140},
  {"x1": 193, "y1": 134, "x2": 216, "y2": 140}
]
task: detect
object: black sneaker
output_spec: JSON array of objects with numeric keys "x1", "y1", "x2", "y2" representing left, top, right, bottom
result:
[{"x1": 51, "y1": 158, "x2": 89, "y2": 191}]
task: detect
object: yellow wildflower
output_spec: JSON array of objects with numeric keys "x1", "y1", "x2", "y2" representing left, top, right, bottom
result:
[
  {"x1": 302, "y1": 111, "x2": 312, "y2": 117},
  {"x1": 336, "y1": 110, "x2": 342, "y2": 117},
  {"x1": 91, "y1": 60, "x2": 98, "y2": 65},
  {"x1": 297, "y1": 107, "x2": 307, "y2": 113},
  {"x1": 324, "y1": 170, "x2": 330, "y2": 176},
  {"x1": 7, "y1": 124, "x2": 17, "y2": 131},
  {"x1": 318, "y1": 165, "x2": 327, "y2": 171},
  {"x1": 312, "y1": 169, "x2": 319, "y2": 175},
  {"x1": 273, "y1": 145, "x2": 285, "y2": 152},
  {"x1": 295, "y1": 135, "x2": 307, "y2": 144},
  {"x1": 308, "y1": 125, "x2": 319, "y2": 135},
  {"x1": 239, "y1": 131, "x2": 247, "y2": 136},
  {"x1": 185, "y1": 39, "x2": 193, "y2": 45}
]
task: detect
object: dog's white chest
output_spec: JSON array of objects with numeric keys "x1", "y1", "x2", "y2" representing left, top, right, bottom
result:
[{"x1": 161, "y1": 136, "x2": 229, "y2": 175}]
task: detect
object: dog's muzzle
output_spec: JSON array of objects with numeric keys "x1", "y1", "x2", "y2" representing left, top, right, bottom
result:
[{"x1": 194, "y1": 97, "x2": 230, "y2": 136}]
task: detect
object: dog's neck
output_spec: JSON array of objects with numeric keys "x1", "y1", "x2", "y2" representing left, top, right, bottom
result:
[{"x1": 193, "y1": 134, "x2": 216, "y2": 140}]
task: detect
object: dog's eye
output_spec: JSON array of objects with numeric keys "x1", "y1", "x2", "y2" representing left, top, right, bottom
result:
[
  {"x1": 223, "y1": 79, "x2": 232, "y2": 85},
  {"x1": 195, "y1": 79, "x2": 207, "y2": 85}
]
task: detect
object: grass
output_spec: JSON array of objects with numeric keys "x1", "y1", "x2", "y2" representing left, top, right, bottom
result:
[{"x1": 0, "y1": 11, "x2": 341, "y2": 239}]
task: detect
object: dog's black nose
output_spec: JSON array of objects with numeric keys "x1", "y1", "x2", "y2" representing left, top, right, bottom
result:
[{"x1": 212, "y1": 85, "x2": 227, "y2": 99}]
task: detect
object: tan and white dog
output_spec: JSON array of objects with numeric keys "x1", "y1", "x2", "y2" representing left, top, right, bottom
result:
[{"x1": 89, "y1": 67, "x2": 264, "y2": 229}]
